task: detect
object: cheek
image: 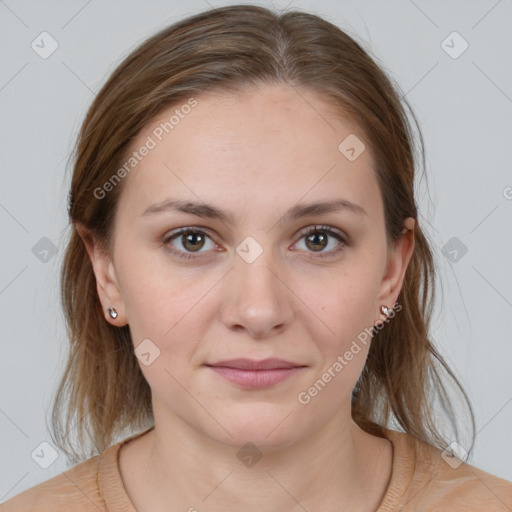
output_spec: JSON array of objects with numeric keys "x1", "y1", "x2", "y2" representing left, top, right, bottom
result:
[
  {"x1": 117, "y1": 255, "x2": 224, "y2": 385},
  {"x1": 124, "y1": 277, "x2": 212, "y2": 345},
  {"x1": 115, "y1": 240, "x2": 203, "y2": 334},
  {"x1": 123, "y1": 275, "x2": 211, "y2": 398},
  {"x1": 308, "y1": 265, "x2": 381, "y2": 346},
  {"x1": 294, "y1": 276, "x2": 379, "y2": 413}
]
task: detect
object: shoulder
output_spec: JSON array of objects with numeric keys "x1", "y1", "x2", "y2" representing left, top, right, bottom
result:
[
  {"x1": 383, "y1": 428, "x2": 512, "y2": 511},
  {"x1": 0, "y1": 427, "x2": 154, "y2": 512},
  {"x1": 0, "y1": 452, "x2": 105, "y2": 512}
]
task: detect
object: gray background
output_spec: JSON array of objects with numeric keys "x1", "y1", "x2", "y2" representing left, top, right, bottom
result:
[{"x1": 1, "y1": 0, "x2": 511, "y2": 502}]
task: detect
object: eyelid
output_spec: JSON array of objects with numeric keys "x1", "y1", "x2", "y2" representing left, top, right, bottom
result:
[{"x1": 297, "y1": 224, "x2": 347, "y2": 241}]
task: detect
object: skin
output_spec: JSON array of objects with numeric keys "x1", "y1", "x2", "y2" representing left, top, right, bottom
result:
[{"x1": 78, "y1": 83, "x2": 415, "y2": 511}]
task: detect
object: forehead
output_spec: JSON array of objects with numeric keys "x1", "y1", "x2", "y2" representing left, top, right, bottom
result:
[{"x1": 117, "y1": 84, "x2": 380, "y2": 222}]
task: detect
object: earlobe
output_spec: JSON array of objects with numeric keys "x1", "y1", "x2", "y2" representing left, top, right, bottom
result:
[{"x1": 75, "y1": 223, "x2": 127, "y2": 325}]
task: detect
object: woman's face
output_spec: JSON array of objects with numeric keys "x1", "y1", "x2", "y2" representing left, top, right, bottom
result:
[{"x1": 84, "y1": 83, "x2": 414, "y2": 449}]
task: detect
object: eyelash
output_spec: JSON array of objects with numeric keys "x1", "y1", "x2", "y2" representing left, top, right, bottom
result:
[{"x1": 161, "y1": 225, "x2": 348, "y2": 261}]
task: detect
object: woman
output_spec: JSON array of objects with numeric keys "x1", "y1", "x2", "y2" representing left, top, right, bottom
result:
[{"x1": 3, "y1": 4, "x2": 511, "y2": 511}]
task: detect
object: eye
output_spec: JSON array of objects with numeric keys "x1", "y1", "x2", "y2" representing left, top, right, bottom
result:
[
  {"x1": 293, "y1": 225, "x2": 347, "y2": 258},
  {"x1": 162, "y1": 228, "x2": 217, "y2": 260},
  {"x1": 161, "y1": 224, "x2": 348, "y2": 261}
]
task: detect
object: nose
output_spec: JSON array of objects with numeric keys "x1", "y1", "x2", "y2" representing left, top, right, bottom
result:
[{"x1": 219, "y1": 247, "x2": 294, "y2": 339}]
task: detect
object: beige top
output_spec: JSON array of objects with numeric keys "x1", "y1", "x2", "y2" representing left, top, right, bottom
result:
[{"x1": 2, "y1": 426, "x2": 512, "y2": 511}]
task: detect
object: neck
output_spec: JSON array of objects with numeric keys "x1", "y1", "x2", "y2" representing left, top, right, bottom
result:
[{"x1": 132, "y1": 405, "x2": 392, "y2": 511}]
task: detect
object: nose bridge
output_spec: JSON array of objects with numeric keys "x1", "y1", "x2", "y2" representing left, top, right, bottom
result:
[
  {"x1": 233, "y1": 235, "x2": 284, "y2": 305},
  {"x1": 220, "y1": 235, "x2": 293, "y2": 336}
]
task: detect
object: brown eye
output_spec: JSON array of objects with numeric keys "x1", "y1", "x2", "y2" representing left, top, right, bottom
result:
[
  {"x1": 181, "y1": 231, "x2": 206, "y2": 252},
  {"x1": 305, "y1": 231, "x2": 328, "y2": 251},
  {"x1": 162, "y1": 228, "x2": 216, "y2": 259},
  {"x1": 295, "y1": 225, "x2": 347, "y2": 258}
]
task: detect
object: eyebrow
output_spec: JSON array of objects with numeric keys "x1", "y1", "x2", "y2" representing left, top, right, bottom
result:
[{"x1": 141, "y1": 198, "x2": 367, "y2": 224}]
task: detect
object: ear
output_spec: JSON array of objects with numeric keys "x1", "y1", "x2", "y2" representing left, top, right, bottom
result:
[
  {"x1": 75, "y1": 223, "x2": 127, "y2": 326},
  {"x1": 374, "y1": 217, "x2": 415, "y2": 325}
]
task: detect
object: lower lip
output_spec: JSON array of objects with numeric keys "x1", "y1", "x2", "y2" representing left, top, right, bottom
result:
[{"x1": 206, "y1": 366, "x2": 305, "y2": 388}]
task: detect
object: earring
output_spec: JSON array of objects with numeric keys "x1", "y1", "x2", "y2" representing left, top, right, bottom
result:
[
  {"x1": 108, "y1": 307, "x2": 118, "y2": 319},
  {"x1": 380, "y1": 305, "x2": 390, "y2": 316}
]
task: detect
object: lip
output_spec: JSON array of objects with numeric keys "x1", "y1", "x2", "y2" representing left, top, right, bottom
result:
[
  {"x1": 204, "y1": 358, "x2": 307, "y2": 389},
  {"x1": 206, "y1": 358, "x2": 304, "y2": 370}
]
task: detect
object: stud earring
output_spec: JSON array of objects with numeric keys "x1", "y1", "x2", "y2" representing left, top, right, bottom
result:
[
  {"x1": 380, "y1": 305, "x2": 390, "y2": 316},
  {"x1": 108, "y1": 307, "x2": 118, "y2": 319}
]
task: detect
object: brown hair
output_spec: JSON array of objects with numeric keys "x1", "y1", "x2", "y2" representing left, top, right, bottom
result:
[{"x1": 51, "y1": 4, "x2": 475, "y2": 463}]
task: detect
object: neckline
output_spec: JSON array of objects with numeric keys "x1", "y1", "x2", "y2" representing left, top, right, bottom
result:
[
  {"x1": 98, "y1": 426, "x2": 155, "y2": 511},
  {"x1": 376, "y1": 428, "x2": 416, "y2": 510},
  {"x1": 98, "y1": 426, "x2": 414, "y2": 511}
]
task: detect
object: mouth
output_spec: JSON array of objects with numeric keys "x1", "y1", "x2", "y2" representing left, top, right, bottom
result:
[{"x1": 204, "y1": 358, "x2": 307, "y2": 389}]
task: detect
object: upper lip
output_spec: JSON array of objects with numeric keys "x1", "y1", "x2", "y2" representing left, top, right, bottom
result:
[{"x1": 205, "y1": 358, "x2": 305, "y2": 370}]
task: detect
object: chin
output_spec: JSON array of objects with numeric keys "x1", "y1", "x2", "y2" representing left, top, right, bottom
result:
[{"x1": 204, "y1": 404, "x2": 304, "y2": 452}]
